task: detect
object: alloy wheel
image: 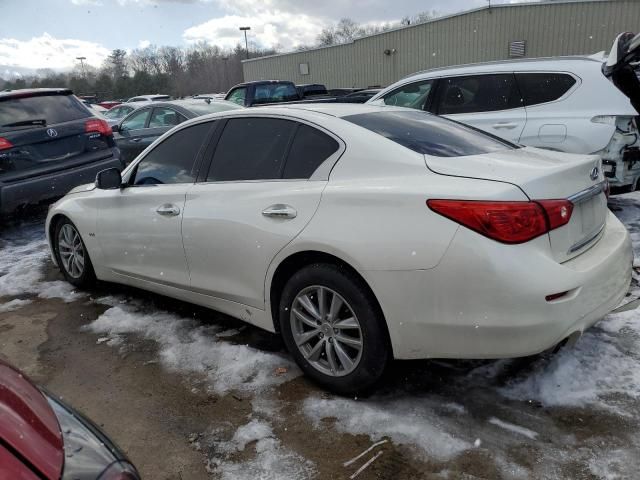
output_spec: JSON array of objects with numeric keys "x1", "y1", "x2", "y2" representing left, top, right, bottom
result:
[{"x1": 58, "y1": 224, "x2": 85, "y2": 279}]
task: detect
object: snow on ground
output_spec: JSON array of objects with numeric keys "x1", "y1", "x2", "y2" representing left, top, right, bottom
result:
[
  {"x1": 0, "y1": 220, "x2": 83, "y2": 303},
  {"x1": 85, "y1": 302, "x2": 300, "y2": 394},
  {"x1": 0, "y1": 298, "x2": 32, "y2": 313}
]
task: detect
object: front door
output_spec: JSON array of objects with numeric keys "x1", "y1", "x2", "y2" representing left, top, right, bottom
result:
[
  {"x1": 97, "y1": 121, "x2": 214, "y2": 287},
  {"x1": 182, "y1": 117, "x2": 342, "y2": 309},
  {"x1": 114, "y1": 107, "x2": 152, "y2": 164}
]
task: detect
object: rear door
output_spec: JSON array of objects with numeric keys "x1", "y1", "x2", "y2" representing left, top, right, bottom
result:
[
  {"x1": 0, "y1": 92, "x2": 112, "y2": 184},
  {"x1": 114, "y1": 107, "x2": 151, "y2": 164},
  {"x1": 182, "y1": 116, "x2": 342, "y2": 309},
  {"x1": 97, "y1": 121, "x2": 214, "y2": 287},
  {"x1": 435, "y1": 73, "x2": 527, "y2": 143}
]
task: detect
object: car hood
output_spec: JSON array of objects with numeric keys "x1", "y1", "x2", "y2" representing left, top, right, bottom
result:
[{"x1": 0, "y1": 360, "x2": 63, "y2": 480}]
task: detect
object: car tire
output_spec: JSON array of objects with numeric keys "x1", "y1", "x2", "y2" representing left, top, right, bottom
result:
[
  {"x1": 279, "y1": 263, "x2": 389, "y2": 395},
  {"x1": 53, "y1": 217, "x2": 96, "y2": 288}
]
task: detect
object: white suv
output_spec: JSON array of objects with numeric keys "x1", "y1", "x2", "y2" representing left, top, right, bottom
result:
[{"x1": 368, "y1": 55, "x2": 640, "y2": 191}]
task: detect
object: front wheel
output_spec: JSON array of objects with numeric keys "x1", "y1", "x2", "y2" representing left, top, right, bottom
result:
[
  {"x1": 279, "y1": 264, "x2": 389, "y2": 394},
  {"x1": 53, "y1": 218, "x2": 96, "y2": 288}
]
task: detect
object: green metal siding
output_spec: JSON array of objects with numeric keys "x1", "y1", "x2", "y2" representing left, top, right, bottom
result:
[{"x1": 242, "y1": 0, "x2": 640, "y2": 88}]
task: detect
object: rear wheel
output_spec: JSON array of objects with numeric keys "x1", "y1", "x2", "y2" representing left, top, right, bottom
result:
[
  {"x1": 53, "y1": 218, "x2": 96, "y2": 288},
  {"x1": 279, "y1": 264, "x2": 389, "y2": 394}
]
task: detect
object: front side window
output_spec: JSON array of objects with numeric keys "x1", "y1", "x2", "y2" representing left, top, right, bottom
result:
[
  {"x1": 344, "y1": 110, "x2": 516, "y2": 157},
  {"x1": 148, "y1": 107, "x2": 186, "y2": 128},
  {"x1": 131, "y1": 122, "x2": 212, "y2": 185},
  {"x1": 382, "y1": 80, "x2": 435, "y2": 110},
  {"x1": 227, "y1": 88, "x2": 247, "y2": 106},
  {"x1": 206, "y1": 118, "x2": 296, "y2": 182},
  {"x1": 283, "y1": 125, "x2": 339, "y2": 179},
  {"x1": 121, "y1": 109, "x2": 150, "y2": 131},
  {"x1": 516, "y1": 73, "x2": 577, "y2": 106},
  {"x1": 436, "y1": 74, "x2": 522, "y2": 115}
]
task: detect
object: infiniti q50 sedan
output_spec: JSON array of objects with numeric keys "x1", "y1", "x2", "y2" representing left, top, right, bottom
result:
[{"x1": 45, "y1": 104, "x2": 633, "y2": 393}]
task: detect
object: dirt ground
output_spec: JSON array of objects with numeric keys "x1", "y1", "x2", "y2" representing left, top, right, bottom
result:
[{"x1": 1, "y1": 196, "x2": 640, "y2": 479}]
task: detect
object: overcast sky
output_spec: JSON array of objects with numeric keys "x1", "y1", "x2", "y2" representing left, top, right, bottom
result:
[{"x1": 1, "y1": 0, "x2": 536, "y2": 74}]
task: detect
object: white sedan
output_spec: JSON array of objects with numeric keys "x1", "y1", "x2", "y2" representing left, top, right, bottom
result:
[{"x1": 45, "y1": 104, "x2": 633, "y2": 393}]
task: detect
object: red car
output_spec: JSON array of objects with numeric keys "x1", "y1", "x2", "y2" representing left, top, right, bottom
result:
[
  {"x1": 97, "y1": 101, "x2": 122, "y2": 110},
  {"x1": 0, "y1": 360, "x2": 139, "y2": 480}
]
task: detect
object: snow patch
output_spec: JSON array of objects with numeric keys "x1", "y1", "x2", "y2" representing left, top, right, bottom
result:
[
  {"x1": 85, "y1": 304, "x2": 300, "y2": 394},
  {"x1": 0, "y1": 298, "x2": 32, "y2": 313}
]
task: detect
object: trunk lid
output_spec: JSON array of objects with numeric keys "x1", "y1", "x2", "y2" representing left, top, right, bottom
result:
[{"x1": 426, "y1": 147, "x2": 607, "y2": 262}]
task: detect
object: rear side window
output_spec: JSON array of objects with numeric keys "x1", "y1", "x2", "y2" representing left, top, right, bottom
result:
[
  {"x1": 0, "y1": 94, "x2": 90, "y2": 132},
  {"x1": 132, "y1": 122, "x2": 212, "y2": 185},
  {"x1": 344, "y1": 110, "x2": 516, "y2": 157},
  {"x1": 207, "y1": 118, "x2": 296, "y2": 181},
  {"x1": 283, "y1": 125, "x2": 339, "y2": 179},
  {"x1": 436, "y1": 74, "x2": 522, "y2": 115},
  {"x1": 516, "y1": 73, "x2": 577, "y2": 106}
]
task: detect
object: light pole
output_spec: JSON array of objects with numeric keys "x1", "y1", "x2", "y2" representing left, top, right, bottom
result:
[
  {"x1": 239, "y1": 26, "x2": 250, "y2": 60},
  {"x1": 76, "y1": 56, "x2": 87, "y2": 78}
]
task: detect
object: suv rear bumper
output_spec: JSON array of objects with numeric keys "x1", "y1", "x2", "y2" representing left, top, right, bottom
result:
[{"x1": 0, "y1": 150, "x2": 122, "y2": 214}]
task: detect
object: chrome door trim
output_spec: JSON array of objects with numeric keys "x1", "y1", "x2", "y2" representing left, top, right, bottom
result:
[{"x1": 567, "y1": 181, "x2": 606, "y2": 204}]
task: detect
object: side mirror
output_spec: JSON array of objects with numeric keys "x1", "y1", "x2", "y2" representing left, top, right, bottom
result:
[
  {"x1": 111, "y1": 124, "x2": 120, "y2": 132},
  {"x1": 95, "y1": 168, "x2": 122, "y2": 189}
]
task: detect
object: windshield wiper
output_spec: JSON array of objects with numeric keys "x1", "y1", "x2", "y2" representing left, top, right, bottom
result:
[{"x1": 2, "y1": 119, "x2": 47, "y2": 127}]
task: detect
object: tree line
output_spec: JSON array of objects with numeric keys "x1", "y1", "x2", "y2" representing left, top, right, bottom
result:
[{"x1": 0, "y1": 11, "x2": 438, "y2": 101}]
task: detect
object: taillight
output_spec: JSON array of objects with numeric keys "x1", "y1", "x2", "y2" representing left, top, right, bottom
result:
[
  {"x1": 85, "y1": 118, "x2": 112, "y2": 136},
  {"x1": 427, "y1": 199, "x2": 573, "y2": 244},
  {"x1": 0, "y1": 137, "x2": 13, "y2": 150}
]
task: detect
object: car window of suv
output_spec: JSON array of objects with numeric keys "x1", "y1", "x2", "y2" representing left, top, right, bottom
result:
[
  {"x1": 121, "y1": 109, "x2": 150, "y2": 131},
  {"x1": 515, "y1": 73, "x2": 577, "y2": 106},
  {"x1": 283, "y1": 124, "x2": 339, "y2": 179},
  {"x1": 436, "y1": 74, "x2": 522, "y2": 115},
  {"x1": 148, "y1": 107, "x2": 186, "y2": 128},
  {"x1": 227, "y1": 88, "x2": 246, "y2": 106},
  {"x1": 253, "y1": 84, "x2": 299, "y2": 104},
  {"x1": 382, "y1": 79, "x2": 435, "y2": 110},
  {"x1": 206, "y1": 117, "x2": 296, "y2": 182},
  {"x1": 131, "y1": 122, "x2": 212, "y2": 185}
]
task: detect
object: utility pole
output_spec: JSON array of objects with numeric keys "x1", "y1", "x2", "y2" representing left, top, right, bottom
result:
[
  {"x1": 239, "y1": 26, "x2": 251, "y2": 60},
  {"x1": 76, "y1": 56, "x2": 87, "y2": 78}
]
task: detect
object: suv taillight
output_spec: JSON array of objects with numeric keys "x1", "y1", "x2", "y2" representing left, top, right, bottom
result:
[
  {"x1": 85, "y1": 118, "x2": 112, "y2": 136},
  {"x1": 427, "y1": 199, "x2": 573, "y2": 244},
  {"x1": 0, "y1": 137, "x2": 13, "y2": 150}
]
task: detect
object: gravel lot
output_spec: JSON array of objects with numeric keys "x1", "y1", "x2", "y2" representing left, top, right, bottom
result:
[{"x1": 1, "y1": 193, "x2": 639, "y2": 480}]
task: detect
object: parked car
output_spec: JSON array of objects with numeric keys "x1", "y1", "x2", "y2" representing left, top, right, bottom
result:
[
  {"x1": 112, "y1": 99, "x2": 242, "y2": 164},
  {"x1": 127, "y1": 94, "x2": 171, "y2": 102},
  {"x1": 193, "y1": 93, "x2": 226, "y2": 100},
  {"x1": 0, "y1": 88, "x2": 122, "y2": 215},
  {"x1": 0, "y1": 359, "x2": 140, "y2": 479},
  {"x1": 102, "y1": 102, "x2": 147, "y2": 127},
  {"x1": 340, "y1": 88, "x2": 382, "y2": 103},
  {"x1": 367, "y1": 55, "x2": 640, "y2": 191},
  {"x1": 225, "y1": 80, "x2": 301, "y2": 107},
  {"x1": 46, "y1": 104, "x2": 632, "y2": 394},
  {"x1": 97, "y1": 100, "x2": 122, "y2": 110},
  {"x1": 296, "y1": 83, "x2": 329, "y2": 98}
]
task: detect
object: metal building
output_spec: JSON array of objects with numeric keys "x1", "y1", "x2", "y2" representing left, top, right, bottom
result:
[{"x1": 242, "y1": 0, "x2": 640, "y2": 89}]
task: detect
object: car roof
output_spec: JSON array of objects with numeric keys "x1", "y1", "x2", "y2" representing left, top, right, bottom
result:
[
  {"x1": 233, "y1": 80, "x2": 294, "y2": 87},
  {"x1": 0, "y1": 88, "x2": 72, "y2": 99},
  {"x1": 210, "y1": 103, "x2": 407, "y2": 119},
  {"x1": 400, "y1": 55, "x2": 604, "y2": 82}
]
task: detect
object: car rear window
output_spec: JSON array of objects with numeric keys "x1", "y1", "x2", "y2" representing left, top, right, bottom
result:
[
  {"x1": 515, "y1": 73, "x2": 577, "y2": 106},
  {"x1": 343, "y1": 110, "x2": 517, "y2": 157},
  {"x1": 0, "y1": 93, "x2": 90, "y2": 132}
]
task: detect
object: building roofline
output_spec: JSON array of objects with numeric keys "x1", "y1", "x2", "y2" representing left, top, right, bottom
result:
[{"x1": 242, "y1": 0, "x2": 618, "y2": 64}]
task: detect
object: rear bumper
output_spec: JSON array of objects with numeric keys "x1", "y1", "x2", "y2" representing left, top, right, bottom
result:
[
  {"x1": 0, "y1": 150, "x2": 122, "y2": 214},
  {"x1": 367, "y1": 211, "x2": 633, "y2": 360}
]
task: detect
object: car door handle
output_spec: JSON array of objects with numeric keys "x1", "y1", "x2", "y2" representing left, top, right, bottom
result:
[
  {"x1": 131, "y1": 137, "x2": 142, "y2": 142},
  {"x1": 156, "y1": 204, "x2": 180, "y2": 216},
  {"x1": 492, "y1": 122, "x2": 518, "y2": 129},
  {"x1": 262, "y1": 204, "x2": 297, "y2": 219}
]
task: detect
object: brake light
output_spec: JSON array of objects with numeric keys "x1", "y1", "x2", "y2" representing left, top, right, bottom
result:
[
  {"x1": 85, "y1": 118, "x2": 112, "y2": 136},
  {"x1": 427, "y1": 199, "x2": 573, "y2": 244},
  {"x1": 0, "y1": 137, "x2": 13, "y2": 150}
]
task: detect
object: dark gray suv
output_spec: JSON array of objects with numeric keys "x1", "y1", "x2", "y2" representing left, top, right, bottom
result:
[{"x1": 0, "y1": 88, "x2": 123, "y2": 215}]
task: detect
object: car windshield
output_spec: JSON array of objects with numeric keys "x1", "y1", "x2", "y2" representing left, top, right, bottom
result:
[
  {"x1": 0, "y1": 94, "x2": 90, "y2": 132},
  {"x1": 343, "y1": 110, "x2": 517, "y2": 157}
]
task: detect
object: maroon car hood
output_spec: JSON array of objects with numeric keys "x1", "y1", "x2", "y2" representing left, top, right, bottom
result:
[{"x1": 0, "y1": 361, "x2": 63, "y2": 480}]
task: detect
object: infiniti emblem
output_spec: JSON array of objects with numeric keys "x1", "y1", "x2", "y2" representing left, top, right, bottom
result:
[
  {"x1": 46, "y1": 128, "x2": 58, "y2": 138},
  {"x1": 590, "y1": 166, "x2": 599, "y2": 181}
]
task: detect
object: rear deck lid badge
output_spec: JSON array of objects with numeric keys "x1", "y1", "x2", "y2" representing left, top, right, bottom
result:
[
  {"x1": 46, "y1": 128, "x2": 58, "y2": 138},
  {"x1": 590, "y1": 167, "x2": 599, "y2": 180}
]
